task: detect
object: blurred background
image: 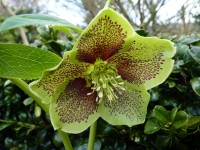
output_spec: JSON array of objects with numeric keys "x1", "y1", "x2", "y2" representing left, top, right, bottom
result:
[
  {"x1": 1, "y1": 0, "x2": 200, "y2": 36},
  {"x1": 0, "y1": 0, "x2": 200, "y2": 150}
]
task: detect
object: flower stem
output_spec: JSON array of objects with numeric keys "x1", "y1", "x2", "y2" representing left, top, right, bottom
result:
[
  {"x1": 58, "y1": 129, "x2": 73, "y2": 150},
  {"x1": 9, "y1": 78, "x2": 73, "y2": 150},
  {"x1": 87, "y1": 121, "x2": 97, "y2": 150},
  {"x1": 104, "y1": 0, "x2": 112, "y2": 8}
]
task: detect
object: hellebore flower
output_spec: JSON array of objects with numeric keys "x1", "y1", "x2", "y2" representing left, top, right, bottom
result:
[{"x1": 30, "y1": 8, "x2": 175, "y2": 133}]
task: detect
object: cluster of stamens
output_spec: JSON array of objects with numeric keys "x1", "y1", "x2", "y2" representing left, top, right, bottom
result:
[{"x1": 87, "y1": 60, "x2": 126, "y2": 103}]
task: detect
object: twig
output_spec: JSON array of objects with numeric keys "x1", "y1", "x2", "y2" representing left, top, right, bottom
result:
[{"x1": 1, "y1": 0, "x2": 29, "y2": 45}]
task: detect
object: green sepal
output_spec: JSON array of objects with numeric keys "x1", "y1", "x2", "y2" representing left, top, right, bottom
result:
[
  {"x1": 130, "y1": 35, "x2": 175, "y2": 89},
  {"x1": 29, "y1": 51, "x2": 90, "y2": 104},
  {"x1": 98, "y1": 82, "x2": 150, "y2": 127},
  {"x1": 50, "y1": 78, "x2": 100, "y2": 133},
  {"x1": 50, "y1": 102, "x2": 99, "y2": 134},
  {"x1": 69, "y1": 7, "x2": 135, "y2": 63},
  {"x1": 110, "y1": 34, "x2": 175, "y2": 90}
]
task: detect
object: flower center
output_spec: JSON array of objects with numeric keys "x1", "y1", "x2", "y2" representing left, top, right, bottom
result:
[{"x1": 87, "y1": 59, "x2": 125, "y2": 103}]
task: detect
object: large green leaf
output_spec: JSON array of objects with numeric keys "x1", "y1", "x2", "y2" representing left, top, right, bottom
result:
[
  {"x1": 0, "y1": 14, "x2": 82, "y2": 33},
  {"x1": 0, "y1": 44, "x2": 61, "y2": 79}
]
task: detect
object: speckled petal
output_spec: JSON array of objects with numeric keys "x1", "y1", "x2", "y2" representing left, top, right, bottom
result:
[
  {"x1": 98, "y1": 82, "x2": 150, "y2": 126},
  {"x1": 50, "y1": 78, "x2": 99, "y2": 133},
  {"x1": 70, "y1": 8, "x2": 135, "y2": 63},
  {"x1": 30, "y1": 52, "x2": 90, "y2": 104},
  {"x1": 109, "y1": 34, "x2": 176, "y2": 90}
]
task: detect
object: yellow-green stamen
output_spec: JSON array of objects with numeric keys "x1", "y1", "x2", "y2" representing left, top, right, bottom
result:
[{"x1": 87, "y1": 59, "x2": 125, "y2": 103}]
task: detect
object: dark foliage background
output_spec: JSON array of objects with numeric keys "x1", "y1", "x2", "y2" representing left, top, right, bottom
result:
[
  {"x1": 0, "y1": 0, "x2": 200, "y2": 149},
  {"x1": 0, "y1": 23, "x2": 200, "y2": 150}
]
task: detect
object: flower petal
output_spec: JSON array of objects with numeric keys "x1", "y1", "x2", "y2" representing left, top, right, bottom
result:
[
  {"x1": 98, "y1": 82, "x2": 150, "y2": 126},
  {"x1": 50, "y1": 78, "x2": 99, "y2": 133},
  {"x1": 71, "y1": 8, "x2": 135, "y2": 63},
  {"x1": 109, "y1": 35, "x2": 176, "y2": 89},
  {"x1": 29, "y1": 52, "x2": 90, "y2": 104}
]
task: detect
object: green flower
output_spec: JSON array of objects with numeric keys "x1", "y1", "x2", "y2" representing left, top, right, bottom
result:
[{"x1": 30, "y1": 8, "x2": 175, "y2": 133}]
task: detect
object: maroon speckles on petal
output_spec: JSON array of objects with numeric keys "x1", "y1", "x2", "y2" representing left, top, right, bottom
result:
[
  {"x1": 104, "y1": 89, "x2": 145, "y2": 122},
  {"x1": 77, "y1": 15, "x2": 127, "y2": 63},
  {"x1": 36, "y1": 56, "x2": 90, "y2": 97},
  {"x1": 110, "y1": 52, "x2": 165, "y2": 84},
  {"x1": 56, "y1": 78, "x2": 98, "y2": 123}
]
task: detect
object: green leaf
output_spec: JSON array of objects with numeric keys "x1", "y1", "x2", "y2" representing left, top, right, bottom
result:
[
  {"x1": 174, "y1": 44, "x2": 189, "y2": 58},
  {"x1": 18, "y1": 112, "x2": 27, "y2": 122},
  {"x1": 97, "y1": 120, "x2": 117, "y2": 136},
  {"x1": 36, "y1": 129, "x2": 47, "y2": 143},
  {"x1": 0, "y1": 44, "x2": 61, "y2": 79},
  {"x1": 184, "y1": 116, "x2": 200, "y2": 129},
  {"x1": 190, "y1": 77, "x2": 200, "y2": 96},
  {"x1": 188, "y1": 46, "x2": 200, "y2": 64},
  {"x1": 23, "y1": 97, "x2": 33, "y2": 106},
  {"x1": 4, "y1": 137, "x2": 14, "y2": 148},
  {"x1": 156, "y1": 136, "x2": 172, "y2": 149},
  {"x1": 144, "y1": 119, "x2": 160, "y2": 134},
  {"x1": 0, "y1": 14, "x2": 82, "y2": 33},
  {"x1": 173, "y1": 111, "x2": 188, "y2": 129},
  {"x1": 153, "y1": 105, "x2": 169, "y2": 125},
  {"x1": 34, "y1": 105, "x2": 42, "y2": 117},
  {"x1": 177, "y1": 35, "x2": 200, "y2": 44},
  {"x1": 170, "y1": 107, "x2": 178, "y2": 122},
  {"x1": 191, "y1": 66, "x2": 200, "y2": 77},
  {"x1": 177, "y1": 128, "x2": 187, "y2": 138},
  {"x1": 135, "y1": 29, "x2": 149, "y2": 37},
  {"x1": 166, "y1": 80, "x2": 176, "y2": 88},
  {"x1": 172, "y1": 60, "x2": 184, "y2": 73},
  {"x1": 74, "y1": 139, "x2": 102, "y2": 150},
  {"x1": 186, "y1": 102, "x2": 200, "y2": 116},
  {"x1": 53, "y1": 132, "x2": 62, "y2": 147},
  {"x1": 52, "y1": 25, "x2": 73, "y2": 35},
  {"x1": 52, "y1": 25, "x2": 80, "y2": 38},
  {"x1": 0, "y1": 121, "x2": 15, "y2": 131}
]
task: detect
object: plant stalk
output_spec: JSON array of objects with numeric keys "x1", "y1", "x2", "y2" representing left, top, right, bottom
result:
[
  {"x1": 87, "y1": 121, "x2": 97, "y2": 150},
  {"x1": 9, "y1": 78, "x2": 49, "y2": 113},
  {"x1": 2, "y1": 1, "x2": 29, "y2": 45},
  {"x1": 104, "y1": 0, "x2": 112, "y2": 8},
  {"x1": 9, "y1": 78, "x2": 73, "y2": 150},
  {"x1": 58, "y1": 129, "x2": 73, "y2": 150}
]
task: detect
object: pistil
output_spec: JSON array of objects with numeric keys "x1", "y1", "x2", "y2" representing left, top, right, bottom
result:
[{"x1": 87, "y1": 59, "x2": 126, "y2": 104}]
